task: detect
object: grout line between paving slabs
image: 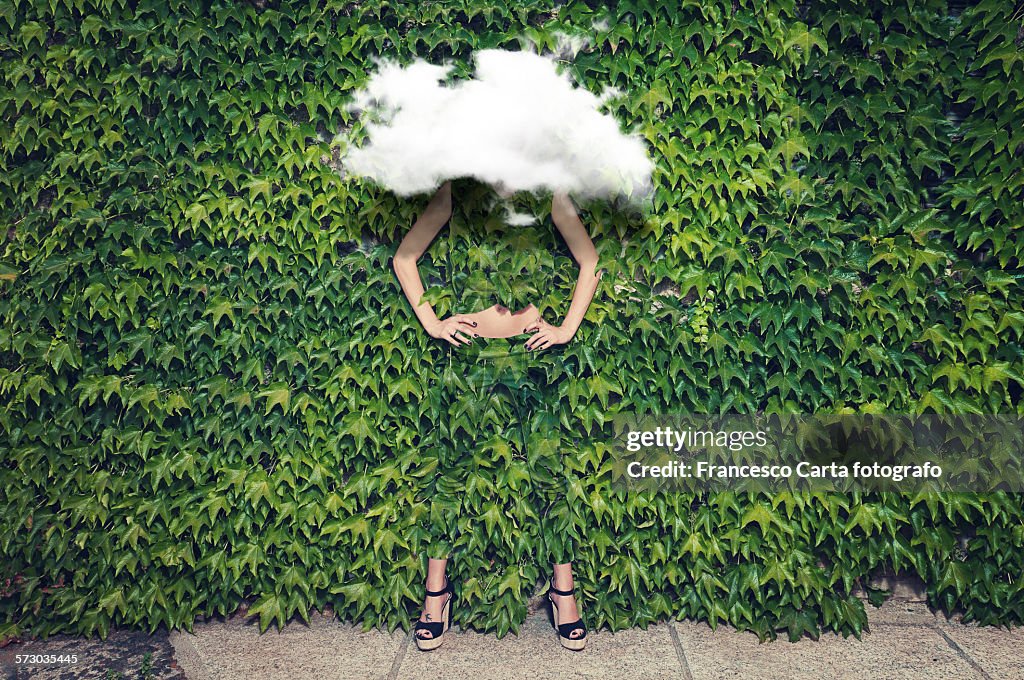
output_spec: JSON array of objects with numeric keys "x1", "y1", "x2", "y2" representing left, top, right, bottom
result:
[
  {"x1": 933, "y1": 626, "x2": 992, "y2": 680},
  {"x1": 668, "y1": 624, "x2": 695, "y2": 680},
  {"x1": 386, "y1": 630, "x2": 413, "y2": 680}
]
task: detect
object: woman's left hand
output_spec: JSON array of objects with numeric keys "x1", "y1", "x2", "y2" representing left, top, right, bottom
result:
[{"x1": 524, "y1": 318, "x2": 573, "y2": 350}]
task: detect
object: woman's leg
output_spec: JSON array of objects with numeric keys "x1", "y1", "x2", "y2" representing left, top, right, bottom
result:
[
  {"x1": 541, "y1": 439, "x2": 584, "y2": 641},
  {"x1": 415, "y1": 464, "x2": 458, "y2": 644},
  {"x1": 416, "y1": 350, "x2": 459, "y2": 641},
  {"x1": 416, "y1": 557, "x2": 449, "y2": 639},
  {"x1": 526, "y1": 349, "x2": 586, "y2": 641},
  {"x1": 550, "y1": 561, "x2": 584, "y2": 639}
]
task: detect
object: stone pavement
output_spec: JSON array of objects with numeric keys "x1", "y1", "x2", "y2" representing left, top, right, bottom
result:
[
  {"x1": 2, "y1": 598, "x2": 1022, "y2": 680},
  {"x1": 0, "y1": 626, "x2": 185, "y2": 680}
]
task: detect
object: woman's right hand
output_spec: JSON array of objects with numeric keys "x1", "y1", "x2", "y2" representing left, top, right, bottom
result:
[{"x1": 427, "y1": 315, "x2": 479, "y2": 347}]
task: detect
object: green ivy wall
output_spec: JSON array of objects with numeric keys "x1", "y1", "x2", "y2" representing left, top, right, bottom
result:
[{"x1": 1, "y1": 0, "x2": 1022, "y2": 642}]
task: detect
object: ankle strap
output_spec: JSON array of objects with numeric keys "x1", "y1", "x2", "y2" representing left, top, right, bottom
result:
[
  {"x1": 425, "y1": 577, "x2": 449, "y2": 597},
  {"x1": 549, "y1": 581, "x2": 575, "y2": 597}
]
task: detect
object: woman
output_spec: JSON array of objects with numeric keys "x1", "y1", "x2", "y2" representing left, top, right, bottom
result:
[{"x1": 391, "y1": 179, "x2": 601, "y2": 651}]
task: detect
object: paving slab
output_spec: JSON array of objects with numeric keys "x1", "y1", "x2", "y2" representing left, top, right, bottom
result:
[
  {"x1": 168, "y1": 610, "x2": 407, "y2": 680},
  {"x1": 672, "y1": 618, "x2": 983, "y2": 680},
  {"x1": 394, "y1": 608, "x2": 685, "y2": 680},
  {"x1": 933, "y1": 619, "x2": 1024, "y2": 680}
]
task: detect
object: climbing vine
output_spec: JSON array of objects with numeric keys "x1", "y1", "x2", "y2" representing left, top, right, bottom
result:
[{"x1": 1, "y1": 0, "x2": 1022, "y2": 642}]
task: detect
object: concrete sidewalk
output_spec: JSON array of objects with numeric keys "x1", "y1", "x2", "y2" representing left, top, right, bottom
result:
[
  {"x1": 3, "y1": 598, "x2": 1022, "y2": 680},
  {"x1": 169, "y1": 598, "x2": 1023, "y2": 680}
]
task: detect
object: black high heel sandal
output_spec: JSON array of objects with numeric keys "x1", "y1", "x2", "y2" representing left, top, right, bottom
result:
[
  {"x1": 414, "y1": 576, "x2": 454, "y2": 651},
  {"x1": 548, "y1": 578, "x2": 587, "y2": 651}
]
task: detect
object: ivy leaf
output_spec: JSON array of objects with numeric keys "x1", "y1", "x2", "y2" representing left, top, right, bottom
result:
[{"x1": 258, "y1": 382, "x2": 291, "y2": 415}]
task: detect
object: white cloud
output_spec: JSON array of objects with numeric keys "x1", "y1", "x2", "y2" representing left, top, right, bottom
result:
[{"x1": 337, "y1": 48, "x2": 654, "y2": 203}]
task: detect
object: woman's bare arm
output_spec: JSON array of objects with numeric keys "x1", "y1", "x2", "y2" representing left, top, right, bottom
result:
[
  {"x1": 525, "y1": 192, "x2": 601, "y2": 350},
  {"x1": 392, "y1": 181, "x2": 477, "y2": 346}
]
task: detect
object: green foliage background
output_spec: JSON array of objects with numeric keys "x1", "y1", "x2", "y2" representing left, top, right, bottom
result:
[{"x1": 2, "y1": 0, "x2": 1023, "y2": 642}]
